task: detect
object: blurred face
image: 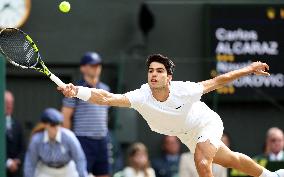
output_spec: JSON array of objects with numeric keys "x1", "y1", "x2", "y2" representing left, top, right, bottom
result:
[
  {"x1": 80, "y1": 64, "x2": 102, "y2": 82},
  {"x1": 132, "y1": 150, "x2": 148, "y2": 169},
  {"x1": 5, "y1": 91, "x2": 14, "y2": 116},
  {"x1": 163, "y1": 136, "x2": 180, "y2": 155},
  {"x1": 46, "y1": 123, "x2": 59, "y2": 140},
  {"x1": 267, "y1": 130, "x2": 284, "y2": 154},
  {"x1": 148, "y1": 62, "x2": 172, "y2": 90}
]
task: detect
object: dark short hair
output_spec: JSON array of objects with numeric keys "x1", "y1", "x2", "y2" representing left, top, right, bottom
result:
[{"x1": 146, "y1": 54, "x2": 175, "y2": 75}]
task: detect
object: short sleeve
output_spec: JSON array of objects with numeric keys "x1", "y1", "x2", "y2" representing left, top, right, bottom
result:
[
  {"x1": 124, "y1": 86, "x2": 146, "y2": 109},
  {"x1": 62, "y1": 97, "x2": 77, "y2": 108},
  {"x1": 184, "y1": 81, "x2": 204, "y2": 102}
]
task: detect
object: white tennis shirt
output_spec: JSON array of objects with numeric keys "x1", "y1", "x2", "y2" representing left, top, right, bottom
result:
[{"x1": 124, "y1": 81, "x2": 220, "y2": 136}]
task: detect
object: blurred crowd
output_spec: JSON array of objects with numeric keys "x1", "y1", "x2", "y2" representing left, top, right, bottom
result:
[{"x1": 5, "y1": 52, "x2": 284, "y2": 177}]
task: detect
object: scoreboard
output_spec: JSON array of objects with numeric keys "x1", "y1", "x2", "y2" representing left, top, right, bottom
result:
[{"x1": 207, "y1": 4, "x2": 284, "y2": 101}]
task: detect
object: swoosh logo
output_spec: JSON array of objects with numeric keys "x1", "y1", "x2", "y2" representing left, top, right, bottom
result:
[{"x1": 175, "y1": 104, "x2": 184, "y2": 109}]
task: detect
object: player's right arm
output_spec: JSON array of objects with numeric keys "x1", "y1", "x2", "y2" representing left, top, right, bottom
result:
[
  {"x1": 58, "y1": 84, "x2": 131, "y2": 108},
  {"x1": 89, "y1": 88, "x2": 131, "y2": 107}
]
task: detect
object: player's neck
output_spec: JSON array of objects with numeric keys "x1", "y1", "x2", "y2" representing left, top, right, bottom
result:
[{"x1": 151, "y1": 87, "x2": 170, "y2": 102}]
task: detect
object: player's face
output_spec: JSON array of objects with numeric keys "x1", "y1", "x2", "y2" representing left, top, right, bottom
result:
[{"x1": 148, "y1": 62, "x2": 172, "y2": 89}]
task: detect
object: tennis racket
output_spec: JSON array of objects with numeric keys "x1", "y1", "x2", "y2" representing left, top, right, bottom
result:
[{"x1": 0, "y1": 28, "x2": 66, "y2": 87}]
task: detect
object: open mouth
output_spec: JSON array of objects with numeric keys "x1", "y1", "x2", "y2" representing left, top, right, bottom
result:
[{"x1": 151, "y1": 79, "x2": 157, "y2": 83}]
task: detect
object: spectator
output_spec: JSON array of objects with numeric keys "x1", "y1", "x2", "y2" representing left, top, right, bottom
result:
[
  {"x1": 24, "y1": 108, "x2": 88, "y2": 177},
  {"x1": 115, "y1": 142, "x2": 156, "y2": 177},
  {"x1": 5, "y1": 91, "x2": 25, "y2": 177},
  {"x1": 179, "y1": 133, "x2": 230, "y2": 177},
  {"x1": 254, "y1": 127, "x2": 284, "y2": 162},
  {"x1": 152, "y1": 136, "x2": 181, "y2": 177},
  {"x1": 61, "y1": 52, "x2": 111, "y2": 177},
  {"x1": 108, "y1": 131, "x2": 124, "y2": 174}
]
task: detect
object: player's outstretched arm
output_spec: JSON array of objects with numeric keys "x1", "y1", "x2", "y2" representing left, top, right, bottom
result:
[
  {"x1": 199, "y1": 61, "x2": 270, "y2": 94},
  {"x1": 58, "y1": 84, "x2": 131, "y2": 107}
]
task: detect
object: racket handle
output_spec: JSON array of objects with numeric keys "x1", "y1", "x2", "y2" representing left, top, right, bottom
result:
[{"x1": 50, "y1": 73, "x2": 66, "y2": 87}]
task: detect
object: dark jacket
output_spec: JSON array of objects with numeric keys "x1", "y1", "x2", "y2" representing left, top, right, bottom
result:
[
  {"x1": 152, "y1": 155, "x2": 180, "y2": 177},
  {"x1": 6, "y1": 119, "x2": 24, "y2": 177}
]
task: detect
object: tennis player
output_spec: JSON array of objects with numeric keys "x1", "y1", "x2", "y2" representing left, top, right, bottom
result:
[{"x1": 59, "y1": 54, "x2": 283, "y2": 177}]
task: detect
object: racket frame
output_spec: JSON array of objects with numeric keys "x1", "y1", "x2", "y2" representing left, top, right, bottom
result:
[{"x1": 0, "y1": 28, "x2": 65, "y2": 87}]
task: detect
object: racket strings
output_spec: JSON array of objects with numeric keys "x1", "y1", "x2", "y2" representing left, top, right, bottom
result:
[{"x1": 0, "y1": 28, "x2": 38, "y2": 68}]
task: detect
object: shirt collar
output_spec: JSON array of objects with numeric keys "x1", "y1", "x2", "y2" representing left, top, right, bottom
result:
[
  {"x1": 269, "y1": 150, "x2": 284, "y2": 161},
  {"x1": 6, "y1": 115, "x2": 13, "y2": 130},
  {"x1": 43, "y1": 128, "x2": 62, "y2": 143},
  {"x1": 6, "y1": 115, "x2": 12, "y2": 121}
]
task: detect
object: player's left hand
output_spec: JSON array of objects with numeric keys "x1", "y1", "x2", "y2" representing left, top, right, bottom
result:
[{"x1": 249, "y1": 61, "x2": 270, "y2": 76}]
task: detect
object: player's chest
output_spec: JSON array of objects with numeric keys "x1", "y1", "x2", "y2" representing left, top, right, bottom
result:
[{"x1": 145, "y1": 97, "x2": 190, "y2": 113}]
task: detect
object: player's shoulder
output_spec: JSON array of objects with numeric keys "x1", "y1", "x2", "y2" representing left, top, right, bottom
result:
[
  {"x1": 171, "y1": 81, "x2": 202, "y2": 96},
  {"x1": 171, "y1": 81, "x2": 189, "y2": 91},
  {"x1": 138, "y1": 83, "x2": 151, "y2": 96},
  {"x1": 171, "y1": 80, "x2": 197, "y2": 85},
  {"x1": 172, "y1": 81, "x2": 201, "y2": 89},
  {"x1": 124, "y1": 83, "x2": 150, "y2": 103},
  {"x1": 140, "y1": 83, "x2": 150, "y2": 90},
  {"x1": 171, "y1": 81, "x2": 185, "y2": 86},
  {"x1": 128, "y1": 83, "x2": 150, "y2": 92}
]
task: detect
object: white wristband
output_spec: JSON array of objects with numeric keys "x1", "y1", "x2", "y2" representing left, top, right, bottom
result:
[{"x1": 76, "y1": 86, "x2": 92, "y2": 101}]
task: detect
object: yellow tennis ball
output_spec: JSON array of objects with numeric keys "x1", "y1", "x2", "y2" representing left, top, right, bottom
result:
[{"x1": 59, "y1": 1, "x2": 71, "y2": 13}]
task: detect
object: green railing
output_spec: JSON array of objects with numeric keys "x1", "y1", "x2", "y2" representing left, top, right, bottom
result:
[{"x1": 0, "y1": 55, "x2": 6, "y2": 177}]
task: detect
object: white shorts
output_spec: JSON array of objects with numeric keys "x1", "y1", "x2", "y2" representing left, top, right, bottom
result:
[{"x1": 177, "y1": 117, "x2": 224, "y2": 153}]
